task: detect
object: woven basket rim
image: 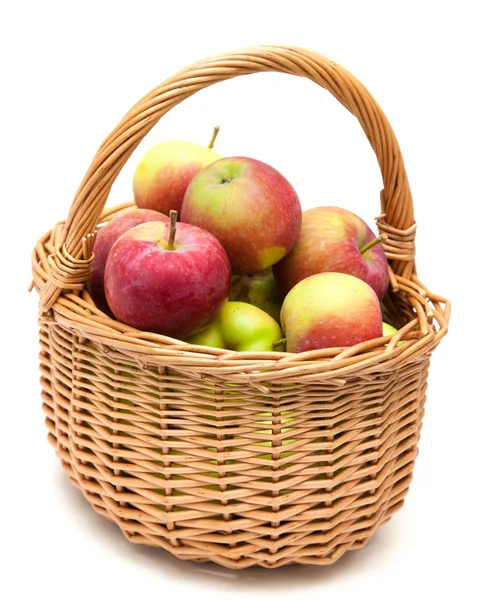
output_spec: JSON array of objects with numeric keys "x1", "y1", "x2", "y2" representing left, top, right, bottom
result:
[{"x1": 33, "y1": 210, "x2": 449, "y2": 380}]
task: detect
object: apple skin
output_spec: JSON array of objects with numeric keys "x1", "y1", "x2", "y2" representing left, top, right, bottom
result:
[
  {"x1": 186, "y1": 319, "x2": 225, "y2": 349},
  {"x1": 186, "y1": 301, "x2": 285, "y2": 352},
  {"x1": 89, "y1": 207, "x2": 168, "y2": 314},
  {"x1": 273, "y1": 206, "x2": 389, "y2": 300},
  {"x1": 133, "y1": 140, "x2": 221, "y2": 216},
  {"x1": 382, "y1": 322, "x2": 398, "y2": 337},
  {"x1": 228, "y1": 267, "x2": 282, "y2": 323},
  {"x1": 181, "y1": 157, "x2": 302, "y2": 274},
  {"x1": 280, "y1": 272, "x2": 383, "y2": 352},
  {"x1": 104, "y1": 220, "x2": 231, "y2": 339},
  {"x1": 382, "y1": 321, "x2": 405, "y2": 345}
]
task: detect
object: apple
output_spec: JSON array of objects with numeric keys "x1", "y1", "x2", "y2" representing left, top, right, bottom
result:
[
  {"x1": 181, "y1": 156, "x2": 302, "y2": 274},
  {"x1": 382, "y1": 321, "x2": 405, "y2": 345},
  {"x1": 132, "y1": 127, "x2": 221, "y2": 217},
  {"x1": 280, "y1": 272, "x2": 383, "y2": 352},
  {"x1": 104, "y1": 211, "x2": 231, "y2": 339},
  {"x1": 382, "y1": 322, "x2": 398, "y2": 337},
  {"x1": 186, "y1": 301, "x2": 285, "y2": 351},
  {"x1": 273, "y1": 206, "x2": 389, "y2": 300},
  {"x1": 89, "y1": 207, "x2": 168, "y2": 314},
  {"x1": 186, "y1": 319, "x2": 225, "y2": 348},
  {"x1": 228, "y1": 267, "x2": 282, "y2": 323}
]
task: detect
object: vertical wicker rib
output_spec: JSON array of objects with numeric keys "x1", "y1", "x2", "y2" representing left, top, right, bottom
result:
[{"x1": 32, "y1": 45, "x2": 449, "y2": 569}]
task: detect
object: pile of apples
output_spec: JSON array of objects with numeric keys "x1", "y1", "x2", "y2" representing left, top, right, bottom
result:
[{"x1": 89, "y1": 128, "x2": 399, "y2": 353}]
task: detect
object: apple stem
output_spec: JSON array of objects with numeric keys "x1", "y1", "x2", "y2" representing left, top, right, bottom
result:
[
  {"x1": 359, "y1": 233, "x2": 388, "y2": 255},
  {"x1": 272, "y1": 338, "x2": 287, "y2": 349},
  {"x1": 167, "y1": 210, "x2": 178, "y2": 250},
  {"x1": 207, "y1": 126, "x2": 220, "y2": 149}
]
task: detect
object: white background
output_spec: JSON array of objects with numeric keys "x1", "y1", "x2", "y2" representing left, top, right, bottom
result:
[{"x1": 1, "y1": 1, "x2": 477, "y2": 598}]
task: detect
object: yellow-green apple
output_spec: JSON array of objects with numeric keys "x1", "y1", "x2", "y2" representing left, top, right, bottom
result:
[
  {"x1": 382, "y1": 322, "x2": 397, "y2": 337},
  {"x1": 181, "y1": 156, "x2": 302, "y2": 274},
  {"x1": 104, "y1": 212, "x2": 231, "y2": 338},
  {"x1": 228, "y1": 267, "x2": 282, "y2": 323},
  {"x1": 382, "y1": 321, "x2": 405, "y2": 345},
  {"x1": 186, "y1": 301, "x2": 285, "y2": 351},
  {"x1": 133, "y1": 128, "x2": 221, "y2": 217},
  {"x1": 280, "y1": 272, "x2": 383, "y2": 352},
  {"x1": 89, "y1": 207, "x2": 168, "y2": 314},
  {"x1": 273, "y1": 206, "x2": 389, "y2": 300},
  {"x1": 186, "y1": 319, "x2": 225, "y2": 348}
]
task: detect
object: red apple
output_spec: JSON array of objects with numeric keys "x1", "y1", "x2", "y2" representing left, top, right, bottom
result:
[
  {"x1": 280, "y1": 272, "x2": 383, "y2": 352},
  {"x1": 181, "y1": 156, "x2": 302, "y2": 274},
  {"x1": 89, "y1": 207, "x2": 168, "y2": 314},
  {"x1": 273, "y1": 206, "x2": 389, "y2": 300},
  {"x1": 133, "y1": 129, "x2": 221, "y2": 217},
  {"x1": 104, "y1": 213, "x2": 231, "y2": 338}
]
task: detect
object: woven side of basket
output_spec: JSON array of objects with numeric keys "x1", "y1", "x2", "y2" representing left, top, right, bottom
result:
[
  {"x1": 31, "y1": 46, "x2": 450, "y2": 569},
  {"x1": 39, "y1": 315, "x2": 431, "y2": 568}
]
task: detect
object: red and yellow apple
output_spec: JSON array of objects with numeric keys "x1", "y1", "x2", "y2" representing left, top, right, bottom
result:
[
  {"x1": 89, "y1": 207, "x2": 168, "y2": 314},
  {"x1": 133, "y1": 130, "x2": 221, "y2": 216},
  {"x1": 104, "y1": 213, "x2": 231, "y2": 339},
  {"x1": 186, "y1": 301, "x2": 285, "y2": 351},
  {"x1": 273, "y1": 206, "x2": 389, "y2": 300},
  {"x1": 280, "y1": 272, "x2": 383, "y2": 352},
  {"x1": 181, "y1": 156, "x2": 302, "y2": 274}
]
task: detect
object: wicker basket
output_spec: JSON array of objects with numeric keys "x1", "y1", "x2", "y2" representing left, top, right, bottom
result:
[{"x1": 31, "y1": 45, "x2": 449, "y2": 569}]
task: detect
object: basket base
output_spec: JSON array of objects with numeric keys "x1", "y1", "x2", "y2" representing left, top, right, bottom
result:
[
  {"x1": 49, "y1": 432, "x2": 406, "y2": 569},
  {"x1": 121, "y1": 509, "x2": 400, "y2": 569}
]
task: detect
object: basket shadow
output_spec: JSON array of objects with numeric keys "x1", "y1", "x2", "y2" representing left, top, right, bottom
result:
[{"x1": 54, "y1": 463, "x2": 394, "y2": 589}]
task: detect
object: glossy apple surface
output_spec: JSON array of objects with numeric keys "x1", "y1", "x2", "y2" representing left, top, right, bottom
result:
[
  {"x1": 133, "y1": 139, "x2": 221, "y2": 216},
  {"x1": 104, "y1": 219, "x2": 231, "y2": 338},
  {"x1": 273, "y1": 206, "x2": 389, "y2": 300},
  {"x1": 186, "y1": 301, "x2": 284, "y2": 352},
  {"x1": 228, "y1": 267, "x2": 282, "y2": 323},
  {"x1": 181, "y1": 156, "x2": 302, "y2": 274},
  {"x1": 89, "y1": 207, "x2": 168, "y2": 314},
  {"x1": 281, "y1": 272, "x2": 383, "y2": 352}
]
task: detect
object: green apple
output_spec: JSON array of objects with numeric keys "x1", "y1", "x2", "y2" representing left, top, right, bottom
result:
[
  {"x1": 382, "y1": 322, "x2": 397, "y2": 336},
  {"x1": 281, "y1": 272, "x2": 383, "y2": 352},
  {"x1": 382, "y1": 321, "x2": 405, "y2": 345},
  {"x1": 228, "y1": 267, "x2": 282, "y2": 323},
  {"x1": 186, "y1": 319, "x2": 225, "y2": 348},
  {"x1": 186, "y1": 301, "x2": 285, "y2": 351},
  {"x1": 133, "y1": 127, "x2": 221, "y2": 217}
]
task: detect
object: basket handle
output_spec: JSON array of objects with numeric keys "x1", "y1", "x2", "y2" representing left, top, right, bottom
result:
[{"x1": 39, "y1": 44, "x2": 416, "y2": 314}]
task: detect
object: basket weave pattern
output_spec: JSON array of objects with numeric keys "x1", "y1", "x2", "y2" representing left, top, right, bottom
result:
[{"x1": 31, "y1": 46, "x2": 449, "y2": 569}]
